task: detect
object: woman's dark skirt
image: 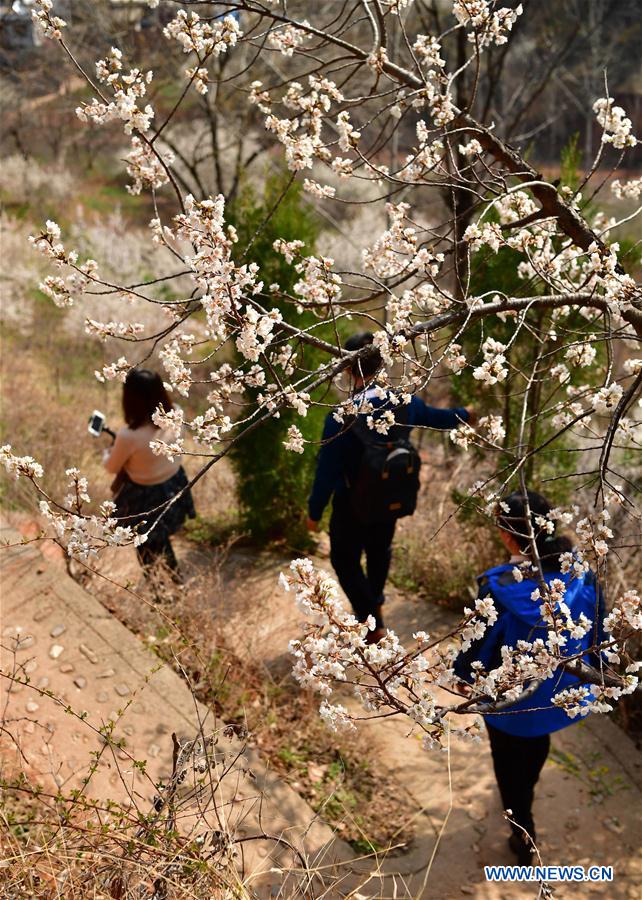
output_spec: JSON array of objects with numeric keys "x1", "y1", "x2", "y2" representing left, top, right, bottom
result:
[{"x1": 115, "y1": 466, "x2": 196, "y2": 552}]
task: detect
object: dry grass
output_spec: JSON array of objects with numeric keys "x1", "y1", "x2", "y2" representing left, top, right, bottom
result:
[
  {"x1": 0, "y1": 750, "x2": 252, "y2": 900},
  {"x1": 0, "y1": 708, "x2": 330, "y2": 900},
  {"x1": 0, "y1": 298, "x2": 110, "y2": 511}
]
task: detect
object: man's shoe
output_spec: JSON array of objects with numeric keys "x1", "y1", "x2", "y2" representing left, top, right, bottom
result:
[{"x1": 508, "y1": 832, "x2": 534, "y2": 866}]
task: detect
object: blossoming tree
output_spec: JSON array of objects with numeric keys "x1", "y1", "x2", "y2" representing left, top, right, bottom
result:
[{"x1": 3, "y1": 0, "x2": 641, "y2": 746}]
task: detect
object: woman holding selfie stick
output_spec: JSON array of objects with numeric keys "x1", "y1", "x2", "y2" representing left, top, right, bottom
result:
[{"x1": 103, "y1": 368, "x2": 195, "y2": 573}]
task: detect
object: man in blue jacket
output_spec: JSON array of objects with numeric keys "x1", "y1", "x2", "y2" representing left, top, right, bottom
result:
[{"x1": 307, "y1": 332, "x2": 472, "y2": 642}]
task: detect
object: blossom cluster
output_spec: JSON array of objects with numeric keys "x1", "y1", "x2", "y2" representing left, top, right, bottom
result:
[
  {"x1": 29, "y1": 221, "x2": 98, "y2": 307},
  {"x1": 412, "y1": 34, "x2": 445, "y2": 69},
  {"x1": 473, "y1": 337, "x2": 509, "y2": 386},
  {"x1": 273, "y1": 241, "x2": 342, "y2": 307},
  {"x1": 363, "y1": 203, "x2": 418, "y2": 278},
  {"x1": 575, "y1": 509, "x2": 614, "y2": 562},
  {"x1": 254, "y1": 75, "x2": 347, "y2": 175},
  {"x1": 163, "y1": 10, "x2": 242, "y2": 57},
  {"x1": 95, "y1": 357, "x2": 132, "y2": 384},
  {"x1": 77, "y1": 47, "x2": 155, "y2": 135},
  {"x1": 284, "y1": 559, "x2": 508, "y2": 746},
  {"x1": 31, "y1": 0, "x2": 66, "y2": 40},
  {"x1": 283, "y1": 425, "x2": 305, "y2": 454},
  {"x1": 403, "y1": 126, "x2": 445, "y2": 182},
  {"x1": 453, "y1": 1, "x2": 524, "y2": 48},
  {"x1": 39, "y1": 495, "x2": 140, "y2": 562},
  {"x1": 593, "y1": 97, "x2": 638, "y2": 149},
  {"x1": 125, "y1": 136, "x2": 173, "y2": 195},
  {"x1": 460, "y1": 191, "x2": 640, "y2": 331},
  {"x1": 611, "y1": 176, "x2": 642, "y2": 200},
  {"x1": 268, "y1": 22, "x2": 312, "y2": 56},
  {"x1": 85, "y1": 319, "x2": 145, "y2": 342},
  {"x1": 0, "y1": 451, "x2": 146, "y2": 560},
  {"x1": 0, "y1": 445, "x2": 44, "y2": 481},
  {"x1": 605, "y1": 590, "x2": 642, "y2": 635}
]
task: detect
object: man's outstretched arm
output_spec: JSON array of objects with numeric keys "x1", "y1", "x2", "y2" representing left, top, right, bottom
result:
[{"x1": 411, "y1": 396, "x2": 474, "y2": 430}]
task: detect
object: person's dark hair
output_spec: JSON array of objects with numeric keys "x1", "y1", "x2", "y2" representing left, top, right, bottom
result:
[
  {"x1": 122, "y1": 369, "x2": 173, "y2": 430},
  {"x1": 497, "y1": 490, "x2": 573, "y2": 571},
  {"x1": 344, "y1": 331, "x2": 382, "y2": 379}
]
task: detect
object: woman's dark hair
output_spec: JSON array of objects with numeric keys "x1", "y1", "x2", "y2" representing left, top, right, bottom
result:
[
  {"x1": 344, "y1": 331, "x2": 382, "y2": 379},
  {"x1": 122, "y1": 369, "x2": 173, "y2": 430},
  {"x1": 497, "y1": 489, "x2": 573, "y2": 571}
]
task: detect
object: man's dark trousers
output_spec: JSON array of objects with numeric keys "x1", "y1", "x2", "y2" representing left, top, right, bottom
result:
[
  {"x1": 329, "y1": 493, "x2": 395, "y2": 629},
  {"x1": 486, "y1": 722, "x2": 550, "y2": 839}
]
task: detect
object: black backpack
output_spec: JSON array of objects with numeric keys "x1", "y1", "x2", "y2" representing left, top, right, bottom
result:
[{"x1": 347, "y1": 408, "x2": 421, "y2": 524}]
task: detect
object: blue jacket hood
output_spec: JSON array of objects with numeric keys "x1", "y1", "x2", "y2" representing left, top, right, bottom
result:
[{"x1": 484, "y1": 564, "x2": 590, "y2": 629}]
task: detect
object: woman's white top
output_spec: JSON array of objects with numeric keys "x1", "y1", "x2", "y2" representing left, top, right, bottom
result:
[{"x1": 103, "y1": 423, "x2": 180, "y2": 486}]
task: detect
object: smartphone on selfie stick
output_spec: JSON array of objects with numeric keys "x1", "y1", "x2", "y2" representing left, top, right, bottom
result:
[{"x1": 88, "y1": 410, "x2": 116, "y2": 441}]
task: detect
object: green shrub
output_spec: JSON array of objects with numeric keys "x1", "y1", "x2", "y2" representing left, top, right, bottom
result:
[{"x1": 227, "y1": 173, "x2": 327, "y2": 548}]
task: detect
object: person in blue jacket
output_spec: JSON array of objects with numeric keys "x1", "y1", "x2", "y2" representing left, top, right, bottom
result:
[
  {"x1": 307, "y1": 331, "x2": 472, "y2": 642},
  {"x1": 455, "y1": 489, "x2": 605, "y2": 864}
]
